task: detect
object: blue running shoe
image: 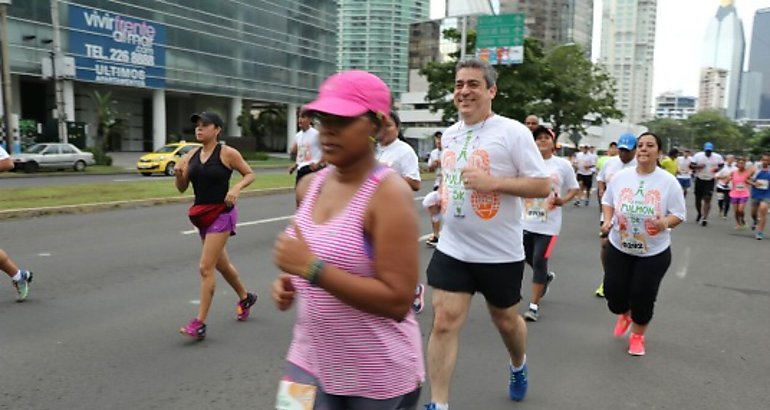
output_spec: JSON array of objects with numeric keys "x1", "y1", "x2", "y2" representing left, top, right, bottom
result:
[{"x1": 509, "y1": 362, "x2": 528, "y2": 401}]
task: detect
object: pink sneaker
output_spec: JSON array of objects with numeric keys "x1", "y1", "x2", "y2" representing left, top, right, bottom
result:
[
  {"x1": 613, "y1": 314, "x2": 632, "y2": 338},
  {"x1": 236, "y1": 292, "x2": 257, "y2": 321},
  {"x1": 180, "y1": 318, "x2": 206, "y2": 340},
  {"x1": 628, "y1": 333, "x2": 645, "y2": 356}
]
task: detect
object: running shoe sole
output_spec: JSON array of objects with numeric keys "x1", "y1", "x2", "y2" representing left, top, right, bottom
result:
[
  {"x1": 14, "y1": 271, "x2": 33, "y2": 302},
  {"x1": 523, "y1": 310, "x2": 538, "y2": 322}
]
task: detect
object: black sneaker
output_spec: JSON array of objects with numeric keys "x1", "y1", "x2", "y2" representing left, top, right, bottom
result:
[
  {"x1": 696, "y1": 214, "x2": 701, "y2": 222},
  {"x1": 425, "y1": 236, "x2": 439, "y2": 248},
  {"x1": 701, "y1": 220, "x2": 708, "y2": 227}
]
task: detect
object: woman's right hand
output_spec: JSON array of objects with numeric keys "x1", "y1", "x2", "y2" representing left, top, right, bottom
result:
[{"x1": 272, "y1": 273, "x2": 296, "y2": 311}]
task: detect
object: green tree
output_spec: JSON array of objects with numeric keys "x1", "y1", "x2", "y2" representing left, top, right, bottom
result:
[
  {"x1": 533, "y1": 44, "x2": 623, "y2": 139},
  {"x1": 420, "y1": 30, "x2": 621, "y2": 141},
  {"x1": 750, "y1": 128, "x2": 770, "y2": 155},
  {"x1": 641, "y1": 117, "x2": 693, "y2": 150},
  {"x1": 685, "y1": 110, "x2": 744, "y2": 153},
  {"x1": 90, "y1": 90, "x2": 117, "y2": 151}
]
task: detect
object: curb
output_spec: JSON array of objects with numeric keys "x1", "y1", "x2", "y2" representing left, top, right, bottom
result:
[{"x1": 0, "y1": 187, "x2": 295, "y2": 221}]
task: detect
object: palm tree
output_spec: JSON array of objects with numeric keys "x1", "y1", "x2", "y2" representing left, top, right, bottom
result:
[{"x1": 90, "y1": 91, "x2": 117, "y2": 151}]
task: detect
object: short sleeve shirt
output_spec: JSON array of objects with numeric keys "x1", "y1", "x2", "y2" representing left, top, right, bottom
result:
[
  {"x1": 602, "y1": 167, "x2": 686, "y2": 257},
  {"x1": 676, "y1": 156, "x2": 692, "y2": 179},
  {"x1": 437, "y1": 115, "x2": 549, "y2": 263},
  {"x1": 376, "y1": 139, "x2": 421, "y2": 181},
  {"x1": 295, "y1": 127, "x2": 323, "y2": 169},
  {"x1": 691, "y1": 152, "x2": 724, "y2": 180},
  {"x1": 575, "y1": 152, "x2": 596, "y2": 176},
  {"x1": 522, "y1": 156, "x2": 579, "y2": 236},
  {"x1": 428, "y1": 148, "x2": 442, "y2": 187},
  {"x1": 0, "y1": 146, "x2": 9, "y2": 161}
]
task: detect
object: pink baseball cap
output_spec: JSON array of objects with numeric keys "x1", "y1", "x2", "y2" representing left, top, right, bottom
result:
[{"x1": 303, "y1": 70, "x2": 391, "y2": 118}]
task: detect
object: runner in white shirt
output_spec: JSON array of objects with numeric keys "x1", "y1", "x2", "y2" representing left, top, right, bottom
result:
[
  {"x1": 423, "y1": 58, "x2": 550, "y2": 409},
  {"x1": 574, "y1": 145, "x2": 596, "y2": 206},
  {"x1": 594, "y1": 133, "x2": 637, "y2": 298},
  {"x1": 424, "y1": 132, "x2": 443, "y2": 248},
  {"x1": 690, "y1": 142, "x2": 724, "y2": 226},
  {"x1": 376, "y1": 111, "x2": 424, "y2": 314},
  {"x1": 0, "y1": 146, "x2": 34, "y2": 302},
  {"x1": 715, "y1": 154, "x2": 736, "y2": 220},
  {"x1": 675, "y1": 149, "x2": 693, "y2": 197},
  {"x1": 600, "y1": 132, "x2": 686, "y2": 356},
  {"x1": 289, "y1": 112, "x2": 324, "y2": 184},
  {"x1": 376, "y1": 111, "x2": 421, "y2": 192},
  {"x1": 521, "y1": 126, "x2": 579, "y2": 322}
]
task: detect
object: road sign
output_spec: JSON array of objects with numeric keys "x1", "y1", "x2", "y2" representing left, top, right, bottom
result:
[{"x1": 476, "y1": 13, "x2": 525, "y2": 65}]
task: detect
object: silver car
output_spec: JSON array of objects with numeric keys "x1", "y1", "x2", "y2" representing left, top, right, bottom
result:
[{"x1": 12, "y1": 143, "x2": 96, "y2": 173}]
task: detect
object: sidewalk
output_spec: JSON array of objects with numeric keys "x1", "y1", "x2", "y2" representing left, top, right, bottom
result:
[{"x1": 108, "y1": 151, "x2": 145, "y2": 170}]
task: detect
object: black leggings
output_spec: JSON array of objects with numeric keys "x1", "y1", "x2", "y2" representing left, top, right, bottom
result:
[
  {"x1": 717, "y1": 187, "x2": 731, "y2": 216},
  {"x1": 602, "y1": 245, "x2": 671, "y2": 325},
  {"x1": 523, "y1": 231, "x2": 557, "y2": 284}
]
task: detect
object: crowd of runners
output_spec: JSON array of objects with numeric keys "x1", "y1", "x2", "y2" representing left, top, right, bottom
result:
[{"x1": 3, "y1": 57, "x2": 769, "y2": 410}]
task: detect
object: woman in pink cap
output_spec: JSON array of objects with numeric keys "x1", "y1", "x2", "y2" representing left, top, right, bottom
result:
[{"x1": 272, "y1": 70, "x2": 424, "y2": 409}]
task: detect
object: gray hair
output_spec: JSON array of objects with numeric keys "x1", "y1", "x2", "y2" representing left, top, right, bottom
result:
[{"x1": 455, "y1": 58, "x2": 497, "y2": 88}]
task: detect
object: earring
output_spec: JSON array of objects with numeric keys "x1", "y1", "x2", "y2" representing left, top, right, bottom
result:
[{"x1": 369, "y1": 136, "x2": 376, "y2": 143}]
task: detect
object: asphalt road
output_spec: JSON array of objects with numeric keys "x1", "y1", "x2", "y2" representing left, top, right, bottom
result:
[
  {"x1": 0, "y1": 189, "x2": 768, "y2": 410},
  {"x1": 0, "y1": 168, "x2": 287, "y2": 189}
]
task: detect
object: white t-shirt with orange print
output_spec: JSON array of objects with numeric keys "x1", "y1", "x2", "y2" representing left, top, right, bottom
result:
[
  {"x1": 437, "y1": 114, "x2": 548, "y2": 263},
  {"x1": 602, "y1": 167, "x2": 686, "y2": 257},
  {"x1": 522, "y1": 156, "x2": 579, "y2": 236}
]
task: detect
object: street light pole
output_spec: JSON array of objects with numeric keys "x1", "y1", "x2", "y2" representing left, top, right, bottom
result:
[
  {"x1": 50, "y1": 0, "x2": 67, "y2": 143},
  {"x1": 0, "y1": 0, "x2": 13, "y2": 148}
]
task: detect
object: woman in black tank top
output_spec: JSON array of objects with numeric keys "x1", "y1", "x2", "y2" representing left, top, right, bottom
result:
[{"x1": 173, "y1": 111, "x2": 257, "y2": 340}]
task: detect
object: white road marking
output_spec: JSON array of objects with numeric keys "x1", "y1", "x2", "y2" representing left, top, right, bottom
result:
[
  {"x1": 189, "y1": 300, "x2": 200, "y2": 305},
  {"x1": 181, "y1": 195, "x2": 429, "y2": 235},
  {"x1": 38, "y1": 253, "x2": 52, "y2": 257},
  {"x1": 674, "y1": 246, "x2": 691, "y2": 279}
]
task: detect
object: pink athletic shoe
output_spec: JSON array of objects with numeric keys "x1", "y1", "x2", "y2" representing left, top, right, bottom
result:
[
  {"x1": 628, "y1": 333, "x2": 646, "y2": 356},
  {"x1": 613, "y1": 313, "x2": 632, "y2": 338},
  {"x1": 180, "y1": 318, "x2": 206, "y2": 340}
]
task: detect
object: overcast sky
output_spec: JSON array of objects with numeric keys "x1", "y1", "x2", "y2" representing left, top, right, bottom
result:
[{"x1": 430, "y1": 0, "x2": 769, "y2": 97}]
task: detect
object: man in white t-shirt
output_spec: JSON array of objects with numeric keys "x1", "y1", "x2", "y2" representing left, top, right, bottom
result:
[
  {"x1": 594, "y1": 133, "x2": 637, "y2": 298},
  {"x1": 0, "y1": 146, "x2": 34, "y2": 302},
  {"x1": 715, "y1": 154, "x2": 735, "y2": 220},
  {"x1": 423, "y1": 58, "x2": 550, "y2": 409},
  {"x1": 574, "y1": 144, "x2": 596, "y2": 206},
  {"x1": 289, "y1": 112, "x2": 324, "y2": 184},
  {"x1": 521, "y1": 126, "x2": 580, "y2": 322},
  {"x1": 676, "y1": 148, "x2": 693, "y2": 197},
  {"x1": 690, "y1": 142, "x2": 724, "y2": 226}
]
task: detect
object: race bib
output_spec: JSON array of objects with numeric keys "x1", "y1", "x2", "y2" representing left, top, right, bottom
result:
[
  {"x1": 736, "y1": 183, "x2": 746, "y2": 190},
  {"x1": 275, "y1": 380, "x2": 317, "y2": 410},
  {"x1": 621, "y1": 235, "x2": 648, "y2": 254},
  {"x1": 524, "y1": 199, "x2": 548, "y2": 222},
  {"x1": 756, "y1": 180, "x2": 769, "y2": 190},
  {"x1": 716, "y1": 192, "x2": 725, "y2": 201}
]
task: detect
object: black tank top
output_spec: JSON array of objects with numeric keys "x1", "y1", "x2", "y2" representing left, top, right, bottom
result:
[{"x1": 188, "y1": 144, "x2": 233, "y2": 205}]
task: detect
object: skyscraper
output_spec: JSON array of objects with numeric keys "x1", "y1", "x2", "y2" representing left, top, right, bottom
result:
[
  {"x1": 338, "y1": 0, "x2": 430, "y2": 96},
  {"x1": 746, "y1": 8, "x2": 770, "y2": 119},
  {"x1": 600, "y1": 0, "x2": 657, "y2": 125},
  {"x1": 699, "y1": 67, "x2": 729, "y2": 112},
  {"x1": 499, "y1": 0, "x2": 594, "y2": 54},
  {"x1": 700, "y1": 0, "x2": 745, "y2": 119}
]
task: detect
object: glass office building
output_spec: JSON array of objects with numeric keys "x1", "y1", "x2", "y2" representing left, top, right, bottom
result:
[
  {"x1": 2, "y1": 0, "x2": 336, "y2": 151},
  {"x1": 338, "y1": 0, "x2": 429, "y2": 96}
]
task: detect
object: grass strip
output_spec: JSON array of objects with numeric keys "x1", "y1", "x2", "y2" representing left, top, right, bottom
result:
[{"x1": 0, "y1": 173, "x2": 294, "y2": 210}]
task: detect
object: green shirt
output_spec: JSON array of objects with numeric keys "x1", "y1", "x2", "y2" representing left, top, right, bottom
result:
[
  {"x1": 597, "y1": 155, "x2": 612, "y2": 171},
  {"x1": 660, "y1": 157, "x2": 677, "y2": 176}
]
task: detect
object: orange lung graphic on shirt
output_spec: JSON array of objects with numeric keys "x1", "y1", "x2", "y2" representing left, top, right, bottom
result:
[
  {"x1": 440, "y1": 150, "x2": 457, "y2": 214},
  {"x1": 468, "y1": 149, "x2": 500, "y2": 220}
]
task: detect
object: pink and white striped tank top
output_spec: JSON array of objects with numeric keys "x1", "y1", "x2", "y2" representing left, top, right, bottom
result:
[{"x1": 285, "y1": 166, "x2": 425, "y2": 399}]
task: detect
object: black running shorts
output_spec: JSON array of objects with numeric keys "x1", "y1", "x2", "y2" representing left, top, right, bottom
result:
[{"x1": 426, "y1": 250, "x2": 524, "y2": 308}]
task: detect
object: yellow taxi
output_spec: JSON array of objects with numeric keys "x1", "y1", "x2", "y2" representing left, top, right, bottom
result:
[{"x1": 136, "y1": 141, "x2": 201, "y2": 176}]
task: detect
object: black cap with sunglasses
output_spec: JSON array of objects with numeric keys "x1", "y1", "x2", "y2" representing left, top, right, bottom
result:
[{"x1": 190, "y1": 112, "x2": 224, "y2": 128}]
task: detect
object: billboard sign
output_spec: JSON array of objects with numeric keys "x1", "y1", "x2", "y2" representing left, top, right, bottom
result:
[
  {"x1": 68, "y1": 4, "x2": 166, "y2": 88},
  {"x1": 476, "y1": 13, "x2": 525, "y2": 65}
]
